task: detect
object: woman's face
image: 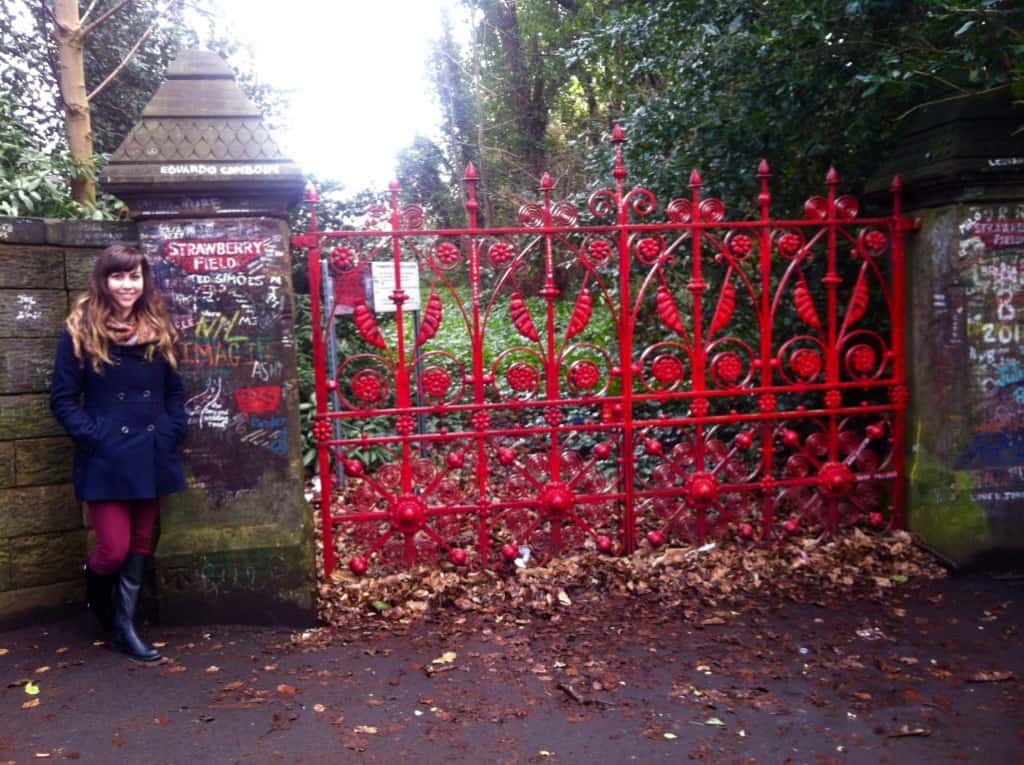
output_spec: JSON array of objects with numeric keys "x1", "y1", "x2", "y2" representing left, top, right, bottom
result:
[{"x1": 106, "y1": 265, "x2": 144, "y2": 317}]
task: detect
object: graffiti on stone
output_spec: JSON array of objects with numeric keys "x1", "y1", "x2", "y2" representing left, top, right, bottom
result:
[
  {"x1": 140, "y1": 218, "x2": 294, "y2": 499},
  {"x1": 953, "y1": 206, "x2": 1024, "y2": 509}
]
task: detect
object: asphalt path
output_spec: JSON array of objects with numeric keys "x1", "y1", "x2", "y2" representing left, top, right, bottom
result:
[{"x1": 1, "y1": 574, "x2": 1021, "y2": 764}]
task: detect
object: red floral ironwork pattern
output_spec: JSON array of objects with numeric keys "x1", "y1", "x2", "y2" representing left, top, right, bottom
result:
[{"x1": 294, "y1": 128, "x2": 911, "y2": 577}]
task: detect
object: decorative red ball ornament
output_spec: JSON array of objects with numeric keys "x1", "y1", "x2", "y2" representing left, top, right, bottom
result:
[
  {"x1": 782, "y1": 518, "x2": 799, "y2": 534},
  {"x1": 596, "y1": 535, "x2": 614, "y2": 553},
  {"x1": 587, "y1": 239, "x2": 612, "y2": 262},
  {"x1": 868, "y1": 512, "x2": 885, "y2": 528},
  {"x1": 497, "y1": 447, "x2": 517, "y2": 466},
  {"x1": 865, "y1": 230, "x2": 888, "y2": 251},
  {"x1": 866, "y1": 423, "x2": 885, "y2": 441},
  {"x1": 501, "y1": 543, "x2": 518, "y2": 561},
  {"x1": 312, "y1": 420, "x2": 333, "y2": 442},
  {"x1": 637, "y1": 237, "x2": 661, "y2": 261},
  {"x1": 450, "y1": 548, "x2": 468, "y2": 566},
  {"x1": 647, "y1": 530, "x2": 665, "y2": 547},
  {"x1": 729, "y1": 234, "x2": 754, "y2": 257},
  {"x1": 782, "y1": 429, "x2": 802, "y2": 447},
  {"x1": 644, "y1": 437, "x2": 664, "y2": 456},
  {"x1": 436, "y1": 241, "x2": 462, "y2": 265},
  {"x1": 738, "y1": 523, "x2": 755, "y2": 539},
  {"x1": 391, "y1": 495, "x2": 426, "y2": 533},
  {"x1": 735, "y1": 431, "x2": 754, "y2": 449},
  {"x1": 685, "y1": 472, "x2": 719, "y2": 508},
  {"x1": 488, "y1": 242, "x2": 514, "y2": 265},
  {"x1": 778, "y1": 232, "x2": 801, "y2": 256},
  {"x1": 593, "y1": 442, "x2": 613, "y2": 460},
  {"x1": 651, "y1": 354, "x2": 684, "y2": 384},
  {"x1": 818, "y1": 461, "x2": 855, "y2": 498},
  {"x1": 447, "y1": 450, "x2": 466, "y2": 469},
  {"x1": 539, "y1": 483, "x2": 575, "y2": 517},
  {"x1": 325, "y1": 379, "x2": 339, "y2": 392},
  {"x1": 344, "y1": 459, "x2": 365, "y2": 477},
  {"x1": 349, "y1": 556, "x2": 369, "y2": 575}
]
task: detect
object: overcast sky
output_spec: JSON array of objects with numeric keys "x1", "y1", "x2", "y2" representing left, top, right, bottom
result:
[{"x1": 204, "y1": 0, "x2": 469, "y2": 192}]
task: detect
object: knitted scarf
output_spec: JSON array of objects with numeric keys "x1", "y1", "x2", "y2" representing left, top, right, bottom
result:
[{"x1": 105, "y1": 315, "x2": 156, "y2": 346}]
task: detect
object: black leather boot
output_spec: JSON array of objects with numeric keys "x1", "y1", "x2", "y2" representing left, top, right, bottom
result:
[
  {"x1": 83, "y1": 563, "x2": 116, "y2": 633},
  {"x1": 109, "y1": 554, "x2": 161, "y2": 662}
]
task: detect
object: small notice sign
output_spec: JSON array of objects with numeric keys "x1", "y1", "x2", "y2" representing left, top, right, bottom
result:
[{"x1": 370, "y1": 262, "x2": 421, "y2": 313}]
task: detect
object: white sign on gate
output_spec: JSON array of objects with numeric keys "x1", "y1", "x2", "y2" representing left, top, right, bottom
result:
[{"x1": 370, "y1": 262, "x2": 422, "y2": 312}]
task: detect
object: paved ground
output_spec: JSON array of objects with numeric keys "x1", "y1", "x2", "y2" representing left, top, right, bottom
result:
[{"x1": 1, "y1": 574, "x2": 1021, "y2": 764}]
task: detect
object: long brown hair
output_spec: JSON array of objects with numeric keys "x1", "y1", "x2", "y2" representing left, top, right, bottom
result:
[{"x1": 66, "y1": 245, "x2": 178, "y2": 372}]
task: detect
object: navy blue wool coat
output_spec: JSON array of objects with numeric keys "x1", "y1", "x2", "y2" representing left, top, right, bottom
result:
[{"x1": 50, "y1": 330, "x2": 188, "y2": 502}]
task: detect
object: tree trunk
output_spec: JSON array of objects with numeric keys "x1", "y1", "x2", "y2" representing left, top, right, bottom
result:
[
  {"x1": 54, "y1": 0, "x2": 95, "y2": 205},
  {"x1": 490, "y1": 0, "x2": 547, "y2": 180}
]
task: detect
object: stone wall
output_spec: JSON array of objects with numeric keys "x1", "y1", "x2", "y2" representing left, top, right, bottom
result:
[{"x1": 0, "y1": 217, "x2": 138, "y2": 625}]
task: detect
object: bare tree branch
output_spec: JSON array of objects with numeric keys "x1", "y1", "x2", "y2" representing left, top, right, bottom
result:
[
  {"x1": 87, "y1": 0, "x2": 182, "y2": 101},
  {"x1": 80, "y1": 0, "x2": 103, "y2": 25},
  {"x1": 895, "y1": 83, "x2": 1010, "y2": 122},
  {"x1": 37, "y1": 0, "x2": 68, "y2": 32},
  {"x1": 81, "y1": 0, "x2": 134, "y2": 38},
  {"x1": 32, "y1": 2, "x2": 65, "y2": 108}
]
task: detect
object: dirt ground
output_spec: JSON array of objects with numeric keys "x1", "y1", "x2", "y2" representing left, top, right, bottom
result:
[{"x1": 1, "y1": 572, "x2": 1021, "y2": 764}]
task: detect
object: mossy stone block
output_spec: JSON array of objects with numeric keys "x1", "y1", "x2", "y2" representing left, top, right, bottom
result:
[
  {"x1": 0, "y1": 290, "x2": 66, "y2": 338},
  {"x1": 0, "y1": 245, "x2": 65, "y2": 288},
  {"x1": 16, "y1": 437, "x2": 74, "y2": 486},
  {"x1": 0, "y1": 337, "x2": 56, "y2": 394},
  {"x1": 157, "y1": 543, "x2": 315, "y2": 625},
  {"x1": 0, "y1": 544, "x2": 9, "y2": 591},
  {"x1": 64, "y1": 250, "x2": 100, "y2": 291},
  {"x1": 0, "y1": 483, "x2": 81, "y2": 538},
  {"x1": 46, "y1": 220, "x2": 137, "y2": 247},
  {"x1": 0, "y1": 395, "x2": 63, "y2": 440},
  {"x1": 0, "y1": 217, "x2": 47, "y2": 245},
  {"x1": 0, "y1": 442, "x2": 13, "y2": 489},
  {"x1": 0, "y1": 580, "x2": 81, "y2": 626},
  {"x1": 10, "y1": 529, "x2": 86, "y2": 588}
]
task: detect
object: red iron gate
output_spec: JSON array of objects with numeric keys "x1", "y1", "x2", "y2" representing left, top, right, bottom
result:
[{"x1": 293, "y1": 129, "x2": 912, "y2": 578}]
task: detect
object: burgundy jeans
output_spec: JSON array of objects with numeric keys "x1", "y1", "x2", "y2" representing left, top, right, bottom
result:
[{"x1": 86, "y1": 499, "x2": 159, "y2": 575}]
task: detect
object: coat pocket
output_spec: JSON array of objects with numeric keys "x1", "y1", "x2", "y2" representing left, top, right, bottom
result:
[{"x1": 81, "y1": 416, "x2": 107, "y2": 453}]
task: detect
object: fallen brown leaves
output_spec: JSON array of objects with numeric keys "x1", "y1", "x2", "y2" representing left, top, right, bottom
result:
[
  {"x1": 967, "y1": 669, "x2": 1015, "y2": 683},
  {"x1": 314, "y1": 529, "x2": 945, "y2": 630}
]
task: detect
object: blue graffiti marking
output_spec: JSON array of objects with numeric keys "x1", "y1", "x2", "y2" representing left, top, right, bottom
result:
[
  {"x1": 955, "y1": 428, "x2": 1024, "y2": 470},
  {"x1": 996, "y1": 359, "x2": 1024, "y2": 388}
]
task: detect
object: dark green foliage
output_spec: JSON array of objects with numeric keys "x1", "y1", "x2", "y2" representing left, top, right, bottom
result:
[
  {"x1": 396, "y1": 0, "x2": 1022, "y2": 222},
  {"x1": 569, "y1": 0, "x2": 1022, "y2": 214},
  {"x1": 0, "y1": 93, "x2": 125, "y2": 217}
]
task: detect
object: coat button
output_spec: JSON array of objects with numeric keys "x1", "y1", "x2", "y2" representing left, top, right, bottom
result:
[
  {"x1": 121, "y1": 425, "x2": 130, "y2": 434},
  {"x1": 143, "y1": 389, "x2": 151, "y2": 397},
  {"x1": 118, "y1": 392, "x2": 126, "y2": 400},
  {"x1": 146, "y1": 424, "x2": 155, "y2": 432}
]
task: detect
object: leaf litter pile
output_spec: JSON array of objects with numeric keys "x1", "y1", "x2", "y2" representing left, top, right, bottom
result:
[{"x1": 316, "y1": 529, "x2": 945, "y2": 629}]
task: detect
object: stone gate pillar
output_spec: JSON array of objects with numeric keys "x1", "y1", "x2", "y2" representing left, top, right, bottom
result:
[
  {"x1": 871, "y1": 91, "x2": 1024, "y2": 567},
  {"x1": 101, "y1": 50, "x2": 315, "y2": 623}
]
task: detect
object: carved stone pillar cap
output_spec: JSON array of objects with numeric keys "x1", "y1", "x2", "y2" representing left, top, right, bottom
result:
[{"x1": 101, "y1": 49, "x2": 305, "y2": 218}]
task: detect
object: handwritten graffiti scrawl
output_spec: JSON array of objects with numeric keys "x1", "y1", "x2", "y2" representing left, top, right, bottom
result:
[
  {"x1": 953, "y1": 205, "x2": 1024, "y2": 519},
  {"x1": 142, "y1": 217, "x2": 296, "y2": 500}
]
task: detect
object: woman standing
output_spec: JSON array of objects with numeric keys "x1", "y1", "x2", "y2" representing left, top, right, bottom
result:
[{"x1": 50, "y1": 245, "x2": 187, "y2": 661}]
